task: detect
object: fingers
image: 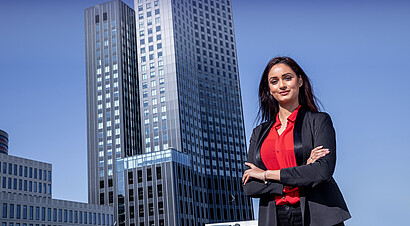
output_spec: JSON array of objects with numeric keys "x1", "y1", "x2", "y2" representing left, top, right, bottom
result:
[
  {"x1": 310, "y1": 146, "x2": 323, "y2": 153},
  {"x1": 243, "y1": 175, "x2": 249, "y2": 185},
  {"x1": 244, "y1": 162, "x2": 255, "y2": 168},
  {"x1": 242, "y1": 170, "x2": 249, "y2": 185},
  {"x1": 307, "y1": 147, "x2": 330, "y2": 164}
]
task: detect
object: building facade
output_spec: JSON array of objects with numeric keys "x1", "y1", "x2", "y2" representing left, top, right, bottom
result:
[
  {"x1": 134, "y1": 0, "x2": 253, "y2": 224},
  {"x1": 84, "y1": 0, "x2": 141, "y2": 218},
  {"x1": 85, "y1": 0, "x2": 253, "y2": 225},
  {"x1": 0, "y1": 130, "x2": 8, "y2": 155},
  {"x1": 0, "y1": 129, "x2": 114, "y2": 226},
  {"x1": 116, "y1": 148, "x2": 191, "y2": 226}
]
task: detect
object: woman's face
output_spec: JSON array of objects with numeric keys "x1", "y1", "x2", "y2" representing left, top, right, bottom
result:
[{"x1": 268, "y1": 63, "x2": 303, "y2": 106}]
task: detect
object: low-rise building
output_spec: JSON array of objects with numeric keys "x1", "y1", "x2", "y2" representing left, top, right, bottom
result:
[{"x1": 0, "y1": 129, "x2": 114, "y2": 226}]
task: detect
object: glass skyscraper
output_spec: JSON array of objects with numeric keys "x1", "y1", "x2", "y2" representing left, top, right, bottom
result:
[
  {"x1": 85, "y1": 0, "x2": 141, "y2": 218},
  {"x1": 85, "y1": 0, "x2": 253, "y2": 225},
  {"x1": 135, "y1": 0, "x2": 252, "y2": 224}
]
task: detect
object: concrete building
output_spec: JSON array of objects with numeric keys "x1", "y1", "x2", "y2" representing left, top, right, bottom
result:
[{"x1": 0, "y1": 129, "x2": 114, "y2": 226}]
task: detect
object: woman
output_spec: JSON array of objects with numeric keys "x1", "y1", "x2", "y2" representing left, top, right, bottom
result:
[{"x1": 242, "y1": 57, "x2": 350, "y2": 226}]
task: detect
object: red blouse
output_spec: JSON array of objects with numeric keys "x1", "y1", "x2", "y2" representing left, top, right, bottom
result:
[{"x1": 260, "y1": 106, "x2": 301, "y2": 205}]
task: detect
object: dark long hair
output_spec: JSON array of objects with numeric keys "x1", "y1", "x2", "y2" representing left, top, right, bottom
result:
[{"x1": 258, "y1": 56, "x2": 320, "y2": 123}]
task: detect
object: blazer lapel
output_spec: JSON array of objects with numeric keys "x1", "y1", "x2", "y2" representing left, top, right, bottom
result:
[
  {"x1": 255, "y1": 120, "x2": 274, "y2": 170},
  {"x1": 293, "y1": 107, "x2": 307, "y2": 166}
]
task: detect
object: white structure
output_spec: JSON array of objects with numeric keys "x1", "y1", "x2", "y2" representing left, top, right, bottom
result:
[{"x1": 206, "y1": 220, "x2": 258, "y2": 226}]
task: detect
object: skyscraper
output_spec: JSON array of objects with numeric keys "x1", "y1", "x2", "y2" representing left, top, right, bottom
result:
[
  {"x1": 134, "y1": 0, "x2": 253, "y2": 224},
  {"x1": 85, "y1": 0, "x2": 253, "y2": 225},
  {"x1": 84, "y1": 0, "x2": 141, "y2": 216}
]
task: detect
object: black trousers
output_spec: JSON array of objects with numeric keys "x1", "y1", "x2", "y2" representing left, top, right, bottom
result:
[
  {"x1": 276, "y1": 203, "x2": 303, "y2": 226},
  {"x1": 276, "y1": 203, "x2": 345, "y2": 226}
]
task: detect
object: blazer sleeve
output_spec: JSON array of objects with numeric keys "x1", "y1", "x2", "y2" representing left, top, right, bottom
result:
[
  {"x1": 280, "y1": 113, "x2": 336, "y2": 188},
  {"x1": 243, "y1": 127, "x2": 284, "y2": 198}
]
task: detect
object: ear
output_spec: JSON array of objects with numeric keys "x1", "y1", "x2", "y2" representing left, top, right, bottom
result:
[{"x1": 298, "y1": 77, "x2": 303, "y2": 87}]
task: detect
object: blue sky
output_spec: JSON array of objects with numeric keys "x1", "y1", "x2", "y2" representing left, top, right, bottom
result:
[{"x1": 1, "y1": 0, "x2": 410, "y2": 225}]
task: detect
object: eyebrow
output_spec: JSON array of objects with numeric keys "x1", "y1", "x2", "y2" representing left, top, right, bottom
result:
[{"x1": 268, "y1": 73, "x2": 294, "y2": 80}]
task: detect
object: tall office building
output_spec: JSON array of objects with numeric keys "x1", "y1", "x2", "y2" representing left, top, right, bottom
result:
[
  {"x1": 85, "y1": 0, "x2": 253, "y2": 225},
  {"x1": 84, "y1": 0, "x2": 141, "y2": 216},
  {"x1": 134, "y1": 0, "x2": 253, "y2": 224}
]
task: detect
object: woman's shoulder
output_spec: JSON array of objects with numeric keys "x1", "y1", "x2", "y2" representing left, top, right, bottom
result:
[
  {"x1": 305, "y1": 110, "x2": 331, "y2": 119},
  {"x1": 304, "y1": 110, "x2": 333, "y2": 127},
  {"x1": 251, "y1": 121, "x2": 273, "y2": 136}
]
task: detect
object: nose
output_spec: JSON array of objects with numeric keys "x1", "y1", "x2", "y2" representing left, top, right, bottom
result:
[{"x1": 279, "y1": 79, "x2": 287, "y2": 90}]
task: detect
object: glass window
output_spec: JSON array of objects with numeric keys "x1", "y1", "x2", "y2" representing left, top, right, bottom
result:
[
  {"x1": 69, "y1": 210, "x2": 73, "y2": 223},
  {"x1": 41, "y1": 207, "x2": 45, "y2": 221},
  {"x1": 19, "y1": 165, "x2": 22, "y2": 176},
  {"x1": 53, "y1": 208, "x2": 57, "y2": 222},
  {"x1": 23, "y1": 205, "x2": 27, "y2": 219},
  {"x1": 58, "y1": 209, "x2": 62, "y2": 222},
  {"x1": 2, "y1": 203, "x2": 6, "y2": 218},
  {"x1": 35, "y1": 207, "x2": 39, "y2": 220},
  {"x1": 29, "y1": 206, "x2": 33, "y2": 220}
]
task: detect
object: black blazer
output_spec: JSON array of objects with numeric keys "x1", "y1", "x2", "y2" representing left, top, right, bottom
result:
[{"x1": 243, "y1": 108, "x2": 351, "y2": 226}]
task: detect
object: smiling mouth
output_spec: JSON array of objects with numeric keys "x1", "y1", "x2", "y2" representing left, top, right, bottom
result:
[{"x1": 279, "y1": 90, "x2": 290, "y2": 96}]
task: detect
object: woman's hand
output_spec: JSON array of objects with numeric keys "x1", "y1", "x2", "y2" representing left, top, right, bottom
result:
[
  {"x1": 307, "y1": 146, "x2": 329, "y2": 165},
  {"x1": 242, "y1": 162, "x2": 265, "y2": 185}
]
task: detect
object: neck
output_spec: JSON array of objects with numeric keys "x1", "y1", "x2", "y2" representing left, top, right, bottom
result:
[{"x1": 278, "y1": 101, "x2": 300, "y2": 122}]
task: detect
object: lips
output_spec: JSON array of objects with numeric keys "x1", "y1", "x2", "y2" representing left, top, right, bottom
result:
[{"x1": 279, "y1": 90, "x2": 290, "y2": 96}]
